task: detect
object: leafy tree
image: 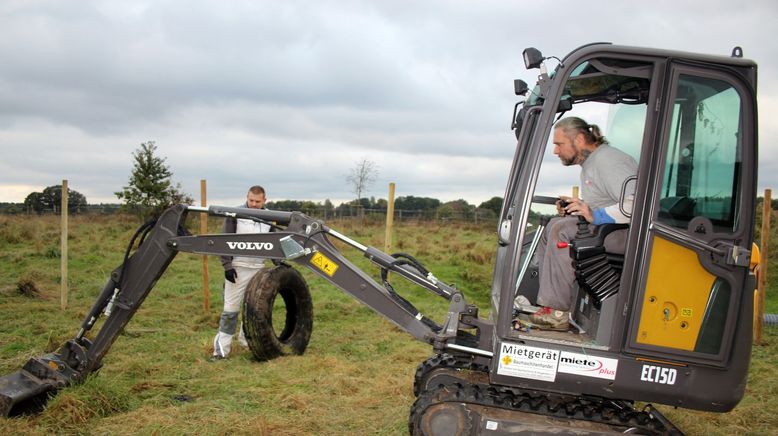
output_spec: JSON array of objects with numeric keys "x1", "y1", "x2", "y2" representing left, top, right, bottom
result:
[
  {"x1": 756, "y1": 196, "x2": 778, "y2": 210},
  {"x1": 23, "y1": 192, "x2": 44, "y2": 213},
  {"x1": 346, "y1": 158, "x2": 379, "y2": 204},
  {"x1": 395, "y1": 196, "x2": 441, "y2": 211},
  {"x1": 437, "y1": 199, "x2": 474, "y2": 219},
  {"x1": 24, "y1": 185, "x2": 87, "y2": 214},
  {"x1": 0, "y1": 202, "x2": 23, "y2": 214},
  {"x1": 300, "y1": 201, "x2": 319, "y2": 215},
  {"x1": 267, "y1": 200, "x2": 303, "y2": 210},
  {"x1": 478, "y1": 196, "x2": 503, "y2": 216},
  {"x1": 374, "y1": 198, "x2": 388, "y2": 210},
  {"x1": 115, "y1": 141, "x2": 193, "y2": 219}
]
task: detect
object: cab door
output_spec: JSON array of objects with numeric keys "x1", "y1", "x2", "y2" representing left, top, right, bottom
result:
[{"x1": 626, "y1": 63, "x2": 757, "y2": 364}]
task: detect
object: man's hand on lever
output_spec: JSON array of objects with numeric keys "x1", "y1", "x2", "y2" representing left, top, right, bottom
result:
[{"x1": 557, "y1": 196, "x2": 593, "y2": 223}]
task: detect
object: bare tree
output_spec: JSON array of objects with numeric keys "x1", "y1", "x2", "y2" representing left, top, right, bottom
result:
[{"x1": 345, "y1": 158, "x2": 379, "y2": 203}]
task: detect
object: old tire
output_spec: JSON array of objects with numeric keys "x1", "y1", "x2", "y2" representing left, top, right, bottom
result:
[{"x1": 243, "y1": 265, "x2": 313, "y2": 361}]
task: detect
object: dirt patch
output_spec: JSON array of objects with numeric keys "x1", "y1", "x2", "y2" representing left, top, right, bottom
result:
[{"x1": 16, "y1": 278, "x2": 41, "y2": 298}]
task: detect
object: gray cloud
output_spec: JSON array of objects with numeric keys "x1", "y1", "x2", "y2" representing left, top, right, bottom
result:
[{"x1": 1, "y1": 0, "x2": 776, "y2": 206}]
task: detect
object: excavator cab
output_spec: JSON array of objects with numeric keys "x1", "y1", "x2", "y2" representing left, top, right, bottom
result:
[{"x1": 494, "y1": 43, "x2": 757, "y2": 412}]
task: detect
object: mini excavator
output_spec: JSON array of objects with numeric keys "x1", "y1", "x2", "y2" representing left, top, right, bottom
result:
[{"x1": 0, "y1": 43, "x2": 759, "y2": 435}]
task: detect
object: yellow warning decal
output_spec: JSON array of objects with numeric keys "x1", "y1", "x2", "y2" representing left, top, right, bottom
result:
[
  {"x1": 681, "y1": 308, "x2": 693, "y2": 317},
  {"x1": 311, "y1": 252, "x2": 339, "y2": 277}
]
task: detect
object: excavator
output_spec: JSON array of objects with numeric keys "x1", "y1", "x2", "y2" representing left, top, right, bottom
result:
[{"x1": 0, "y1": 43, "x2": 759, "y2": 434}]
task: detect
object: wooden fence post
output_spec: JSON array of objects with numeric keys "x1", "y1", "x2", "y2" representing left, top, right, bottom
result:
[
  {"x1": 385, "y1": 183, "x2": 395, "y2": 252},
  {"x1": 60, "y1": 180, "x2": 68, "y2": 310},
  {"x1": 755, "y1": 189, "x2": 771, "y2": 345},
  {"x1": 201, "y1": 179, "x2": 210, "y2": 313}
]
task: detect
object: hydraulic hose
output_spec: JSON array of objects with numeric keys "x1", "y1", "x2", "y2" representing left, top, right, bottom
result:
[
  {"x1": 380, "y1": 253, "x2": 441, "y2": 333},
  {"x1": 118, "y1": 218, "x2": 158, "y2": 286},
  {"x1": 76, "y1": 218, "x2": 157, "y2": 340}
]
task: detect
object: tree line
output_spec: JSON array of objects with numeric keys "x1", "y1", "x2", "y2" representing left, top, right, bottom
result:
[
  {"x1": 13, "y1": 141, "x2": 190, "y2": 218},
  {"x1": 4, "y1": 141, "x2": 505, "y2": 219},
  {"x1": 20, "y1": 184, "x2": 88, "y2": 214},
  {"x1": 265, "y1": 195, "x2": 504, "y2": 220},
  {"x1": 8, "y1": 140, "x2": 777, "y2": 220},
  {"x1": 7, "y1": 191, "x2": 505, "y2": 221}
]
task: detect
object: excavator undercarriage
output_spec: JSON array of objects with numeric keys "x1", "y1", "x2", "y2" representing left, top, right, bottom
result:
[{"x1": 411, "y1": 354, "x2": 681, "y2": 435}]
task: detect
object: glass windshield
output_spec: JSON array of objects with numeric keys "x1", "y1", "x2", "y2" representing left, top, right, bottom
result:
[
  {"x1": 513, "y1": 56, "x2": 652, "y2": 318},
  {"x1": 658, "y1": 75, "x2": 743, "y2": 232}
]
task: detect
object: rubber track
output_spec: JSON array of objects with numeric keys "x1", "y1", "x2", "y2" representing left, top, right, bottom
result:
[
  {"x1": 413, "y1": 353, "x2": 490, "y2": 397},
  {"x1": 411, "y1": 354, "x2": 683, "y2": 435}
]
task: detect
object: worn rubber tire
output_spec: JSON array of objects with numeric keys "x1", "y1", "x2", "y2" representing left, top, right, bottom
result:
[{"x1": 243, "y1": 265, "x2": 313, "y2": 361}]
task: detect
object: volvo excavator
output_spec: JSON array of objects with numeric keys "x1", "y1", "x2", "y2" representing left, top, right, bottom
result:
[{"x1": 0, "y1": 43, "x2": 759, "y2": 434}]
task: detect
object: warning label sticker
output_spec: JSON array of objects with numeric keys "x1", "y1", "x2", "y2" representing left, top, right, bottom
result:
[
  {"x1": 497, "y1": 342, "x2": 559, "y2": 382},
  {"x1": 311, "y1": 252, "x2": 339, "y2": 277},
  {"x1": 557, "y1": 351, "x2": 618, "y2": 380}
]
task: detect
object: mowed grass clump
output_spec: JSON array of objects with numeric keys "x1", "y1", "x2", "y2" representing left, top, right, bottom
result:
[
  {"x1": 15, "y1": 277, "x2": 41, "y2": 298},
  {"x1": 40, "y1": 375, "x2": 135, "y2": 431},
  {"x1": 0, "y1": 213, "x2": 776, "y2": 434}
]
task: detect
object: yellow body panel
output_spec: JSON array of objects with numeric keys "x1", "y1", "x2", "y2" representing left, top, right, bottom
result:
[
  {"x1": 636, "y1": 236, "x2": 716, "y2": 350},
  {"x1": 752, "y1": 242, "x2": 761, "y2": 326},
  {"x1": 750, "y1": 242, "x2": 760, "y2": 272}
]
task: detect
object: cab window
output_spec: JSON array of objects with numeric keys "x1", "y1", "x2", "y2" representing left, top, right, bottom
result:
[{"x1": 658, "y1": 75, "x2": 743, "y2": 233}]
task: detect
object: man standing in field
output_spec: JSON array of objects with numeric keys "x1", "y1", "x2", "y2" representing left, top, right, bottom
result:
[{"x1": 211, "y1": 185, "x2": 270, "y2": 360}]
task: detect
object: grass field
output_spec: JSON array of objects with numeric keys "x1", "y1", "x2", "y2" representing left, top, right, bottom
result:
[{"x1": 0, "y1": 213, "x2": 776, "y2": 435}]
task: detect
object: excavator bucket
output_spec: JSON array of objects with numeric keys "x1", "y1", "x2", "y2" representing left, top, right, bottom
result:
[
  {"x1": 0, "y1": 345, "x2": 85, "y2": 416},
  {"x1": 1, "y1": 207, "x2": 186, "y2": 417},
  {"x1": 0, "y1": 369, "x2": 55, "y2": 416}
]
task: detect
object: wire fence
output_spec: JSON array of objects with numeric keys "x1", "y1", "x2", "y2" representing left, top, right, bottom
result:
[
  {"x1": 276, "y1": 206, "x2": 500, "y2": 226},
  {"x1": 1, "y1": 204, "x2": 500, "y2": 226}
]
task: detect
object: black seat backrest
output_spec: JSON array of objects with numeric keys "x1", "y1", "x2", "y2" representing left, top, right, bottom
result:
[{"x1": 570, "y1": 223, "x2": 628, "y2": 308}]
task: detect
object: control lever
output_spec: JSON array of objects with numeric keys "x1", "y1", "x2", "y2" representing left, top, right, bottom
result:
[{"x1": 557, "y1": 198, "x2": 592, "y2": 238}]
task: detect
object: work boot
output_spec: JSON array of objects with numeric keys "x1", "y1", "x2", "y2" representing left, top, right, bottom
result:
[
  {"x1": 212, "y1": 332, "x2": 233, "y2": 359},
  {"x1": 513, "y1": 295, "x2": 534, "y2": 313},
  {"x1": 527, "y1": 307, "x2": 570, "y2": 331}
]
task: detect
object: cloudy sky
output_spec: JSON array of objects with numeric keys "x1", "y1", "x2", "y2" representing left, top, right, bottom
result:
[{"x1": 1, "y1": 0, "x2": 776, "y2": 207}]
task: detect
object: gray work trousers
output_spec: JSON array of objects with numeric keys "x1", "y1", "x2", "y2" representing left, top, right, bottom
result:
[
  {"x1": 536, "y1": 217, "x2": 627, "y2": 311},
  {"x1": 536, "y1": 217, "x2": 580, "y2": 311}
]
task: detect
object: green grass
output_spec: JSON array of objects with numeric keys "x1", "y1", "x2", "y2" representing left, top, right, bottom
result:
[{"x1": 0, "y1": 213, "x2": 776, "y2": 435}]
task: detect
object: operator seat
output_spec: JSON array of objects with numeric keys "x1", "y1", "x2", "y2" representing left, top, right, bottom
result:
[{"x1": 570, "y1": 223, "x2": 629, "y2": 308}]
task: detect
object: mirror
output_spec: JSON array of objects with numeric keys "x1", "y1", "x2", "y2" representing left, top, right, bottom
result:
[{"x1": 514, "y1": 79, "x2": 529, "y2": 96}]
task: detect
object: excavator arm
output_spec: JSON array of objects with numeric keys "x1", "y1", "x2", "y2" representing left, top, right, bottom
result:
[{"x1": 0, "y1": 204, "x2": 488, "y2": 416}]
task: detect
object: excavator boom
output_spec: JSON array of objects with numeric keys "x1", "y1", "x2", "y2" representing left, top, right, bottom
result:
[{"x1": 0, "y1": 204, "x2": 482, "y2": 416}]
